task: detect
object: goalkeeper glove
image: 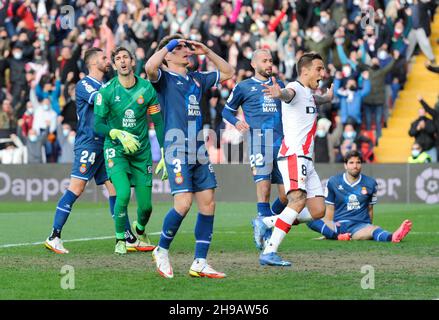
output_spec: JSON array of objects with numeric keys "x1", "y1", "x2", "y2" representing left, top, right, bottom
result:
[
  {"x1": 155, "y1": 148, "x2": 168, "y2": 180},
  {"x1": 109, "y1": 129, "x2": 140, "y2": 154}
]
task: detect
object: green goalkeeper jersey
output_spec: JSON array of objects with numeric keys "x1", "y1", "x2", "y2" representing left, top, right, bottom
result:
[{"x1": 94, "y1": 75, "x2": 161, "y2": 153}]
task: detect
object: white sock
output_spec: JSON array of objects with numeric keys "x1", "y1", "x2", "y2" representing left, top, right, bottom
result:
[
  {"x1": 296, "y1": 207, "x2": 313, "y2": 224},
  {"x1": 263, "y1": 207, "x2": 299, "y2": 254},
  {"x1": 262, "y1": 215, "x2": 278, "y2": 228}
]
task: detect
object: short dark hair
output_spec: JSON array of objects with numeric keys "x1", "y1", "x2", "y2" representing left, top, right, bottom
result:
[
  {"x1": 344, "y1": 150, "x2": 363, "y2": 163},
  {"x1": 157, "y1": 34, "x2": 185, "y2": 66},
  {"x1": 111, "y1": 46, "x2": 134, "y2": 64},
  {"x1": 84, "y1": 47, "x2": 103, "y2": 67},
  {"x1": 296, "y1": 52, "x2": 323, "y2": 75}
]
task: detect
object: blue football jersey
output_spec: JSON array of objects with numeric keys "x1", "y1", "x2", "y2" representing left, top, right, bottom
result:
[
  {"x1": 74, "y1": 75, "x2": 105, "y2": 149},
  {"x1": 325, "y1": 173, "x2": 378, "y2": 224},
  {"x1": 224, "y1": 77, "x2": 284, "y2": 147},
  {"x1": 151, "y1": 68, "x2": 220, "y2": 155}
]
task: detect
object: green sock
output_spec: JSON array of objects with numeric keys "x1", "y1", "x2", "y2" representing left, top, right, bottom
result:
[
  {"x1": 136, "y1": 223, "x2": 145, "y2": 231},
  {"x1": 116, "y1": 232, "x2": 125, "y2": 240}
]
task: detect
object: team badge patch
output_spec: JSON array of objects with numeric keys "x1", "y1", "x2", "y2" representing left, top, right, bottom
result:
[
  {"x1": 79, "y1": 164, "x2": 87, "y2": 174},
  {"x1": 147, "y1": 166, "x2": 152, "y2": 174},
  {"x1": 108, "y1": 159, "x2": 114, "y2": 168},
  {"x1": 137, "y1": 95, "x2": 144, "y2": 105},
  {"x1": 251, "y1": 166, "x2": 257, "y2": 176},
  {"x1": 361, "y1": 187, "x2": 368, "y2": 195},
  {"x1": 175, "y1": 173, "x2": 184, "y2": 185}
]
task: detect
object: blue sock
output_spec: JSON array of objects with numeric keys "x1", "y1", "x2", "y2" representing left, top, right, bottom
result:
[
  {"x1": 52, "y1": 190, "x2": 78, "y2": 234},
  {"x1": 109, "y1": 195, "x2": 131, "y2": 232},
  {"x1": 194, "y1": 213, "x2": 214, "y2": 259},
  {"x1": 257, "y1": 202, "x2": 272, "y2": 217},
  {"x1": 307, "y1": 220, "x2": 338, "y2": 239},
  {"x1": 372, "y1": 228, "x2": 392, "y2": 242},
  {"x1": 271, "y1": 197, "x2": 287, "y2": 215},
  {"x1": 158, "y1": 208, "x2": 184, "y2": 249}
]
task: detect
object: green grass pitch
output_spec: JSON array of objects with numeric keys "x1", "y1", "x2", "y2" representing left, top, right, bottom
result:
[{"x1": 0, "y1": 201, "x2": 438, "y2": 300}]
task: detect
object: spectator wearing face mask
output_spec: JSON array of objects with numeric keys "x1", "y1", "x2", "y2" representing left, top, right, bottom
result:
[
  {"x1": 408, "y1": 142, "x2": 432, "y2": 163},
  {"x1": 56, "y1": 116, "x2": 75, "y2": 164},
  {"x1": 19, "y1": 101, "x2": 34, "y2": 136},
  {"x1": 17, "y1": 121, "x2": 49, "y2": 164},
  {"x1": 314, "y1": 116, "x2": 343, "y2": 163},
  {"x1": 35, "y1": 70, "x2": 62, "y2": 115},
  {"x1": 335, "y1": 123, "x2": 374, "y2": 163},
  {"x1": 357, "y1": 57, "x2": 395, "y2": 145},
  {"x1": 31, "y1": 97, "x2": 57, "y2": 135},
  {"x1": 409, "y1": 107, "x2": 437, "y2": 162},
  {"x1": 5, "y1": 43, "x2": 28, "y2": 109},
  {"x1": 334, "y1": 70, "x2": 371, "y2": 129}
]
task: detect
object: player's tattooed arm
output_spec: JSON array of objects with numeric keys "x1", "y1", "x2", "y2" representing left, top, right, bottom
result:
[
  {"x1": 313, "y1": 83, "x2": 334, "y2": 105},
  {"x1": 262, "y1": 77, "x2": 296, "y2": 103}
]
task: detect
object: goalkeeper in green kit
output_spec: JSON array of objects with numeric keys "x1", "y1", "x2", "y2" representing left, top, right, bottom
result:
[{"x1": 94, "y1": 46, "x2": 165, "y2": 254}]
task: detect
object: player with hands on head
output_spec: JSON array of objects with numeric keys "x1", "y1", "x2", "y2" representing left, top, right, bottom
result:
[{"x1": 145, "y1": 34, "x2": 234, "y2": 278}]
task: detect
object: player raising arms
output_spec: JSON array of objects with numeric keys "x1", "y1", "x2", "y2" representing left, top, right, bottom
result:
[
  {"x1": 307, "y1": 150, "x2": 412, "y2": 242},
  {"x1": 45, "y1": 48, "x2": 150, "y2": 254},
  {"x1": 221, "y1": 49, "x2": 291, "y2": 249},
  {"x1": 94, "y1": 46, "x2": 164, "y2": 254},
  {"x1": 145, "y1": 34, "x2": 234, "y2": 278},
  {"x1": 258, "y1": 52, "x2": 333, "y2": 266}
]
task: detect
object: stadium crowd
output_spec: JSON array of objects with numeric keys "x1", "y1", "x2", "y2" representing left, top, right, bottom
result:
[{"x1": 0, "y1": 0, "x2": 438, "y2": 165}]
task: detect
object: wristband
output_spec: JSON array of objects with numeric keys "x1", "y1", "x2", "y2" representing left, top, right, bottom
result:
[{"x1": 165, "y1": 39, "x2": 180, "y2": 52}]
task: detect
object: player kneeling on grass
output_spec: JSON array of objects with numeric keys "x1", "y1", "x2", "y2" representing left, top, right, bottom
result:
[
  {"x1": 94, "y1": 46, "x2": 165, "y2": 255},
  {"x1": 307, "y1": 150, "x2": 412, "y2": 242}
]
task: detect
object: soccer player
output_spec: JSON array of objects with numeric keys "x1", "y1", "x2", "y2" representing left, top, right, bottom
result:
[
  {"x1": 94, "y1": 46, "x2": 164, "y2": 254},
  {"x1": 221, "y1": 49, "x2": 289, "y2": 250},
  {"x1": 307, "y1": 150, "x2": 412, "y2": 242},
  {"x1": 257, "y1": 52, "x2": 333, "y2": 266},
  {"x1": 145, "y1": 34, "x2": 234, "y2": 278},
  {"x1": 45, "y1": 48, "x2": 151, "y2": 254}
]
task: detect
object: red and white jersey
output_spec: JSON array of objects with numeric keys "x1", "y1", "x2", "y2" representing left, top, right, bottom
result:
[{"x1": 278, "y1": 81, "x2": 318, "y2": 158}]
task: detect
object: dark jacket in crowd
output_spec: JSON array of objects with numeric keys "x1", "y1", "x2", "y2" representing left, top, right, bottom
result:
[
  {"x1": 409, "y1": 116, "x2": 436, "y2": 151},
  {"x1": 359, "y1": 59, "x2": 395, "y2": 106}
]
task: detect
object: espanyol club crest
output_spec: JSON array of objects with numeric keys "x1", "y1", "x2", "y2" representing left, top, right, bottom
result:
[
  {"x1": 79, "y1": 164, "x2": 87, "y2": 174},
  {"x1": 175, "y1": 173, "x2": 184, "y2": 185},
  {"x1": 108, "y1": 159, "x2": 114, "y2": 168},
  {"x1": 361, "y1": 187, "x2": 368, "y2": 195},
  {"x1": 137, "y1": 95, "x2": 144, "y2": 105}
]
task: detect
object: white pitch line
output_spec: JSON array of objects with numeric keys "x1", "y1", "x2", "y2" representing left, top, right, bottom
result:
[
  {"x1": 0, "y1": 233, "x2": 159, "y2": 249},
  {"x1": 0, "y1": 230, "x2": 436, "y2": 249}
]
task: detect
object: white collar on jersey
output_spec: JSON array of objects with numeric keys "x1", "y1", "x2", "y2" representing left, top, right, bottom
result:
[
  {"x1": 86, "y1": 75, "x2": 102, "y2": 85},
  {"x1": 166, "y1": 70, "x2": 190, "y2": 81},
  {"x1": 251, "y1": 77, "x2": 272, "y2": 84},
  {"x1": 343, "y1": 173, "x2": 362, "y2": 187}
]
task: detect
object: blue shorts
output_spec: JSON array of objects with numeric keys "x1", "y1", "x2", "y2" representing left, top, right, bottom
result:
[
  {"x1": 165, "y1": 157, "x2": 217, "y2": 195},
  {"x1": 335, "y1": 220, "x2": 373, "y2": 236},
  {"x1": 70, "y1": 146, "x2": 108, "y2": 185},
  {"x1": 248, "y1": 144, "x2": 283, "y2": 184}
]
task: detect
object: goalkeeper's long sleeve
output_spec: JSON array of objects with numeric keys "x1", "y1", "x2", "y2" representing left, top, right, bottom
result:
[
  {"x1": 150, "y1": 112, "x2": 164, "y2": 148},
  {"x1": 94, "y1": 114, "x2": 112, "y2": 137}
]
